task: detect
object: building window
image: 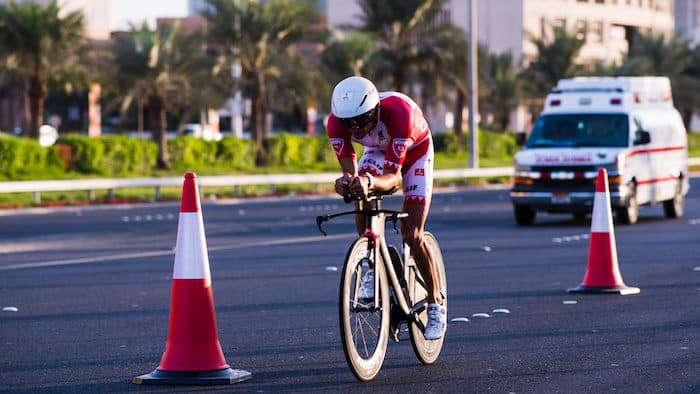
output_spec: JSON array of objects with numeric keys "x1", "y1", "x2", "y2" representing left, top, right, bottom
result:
[
  {"x1": 577, "y1": 0, "x2": 588, "y2": 2},
  {"x1": 552, "y1": 18, "x2": 566, "y2": 31},
  {"x1": 593, "y1": 21, "x2": 604, "y2": 42},
  {"x1": 540, "y1": 17, "x2": 549, "y2": 40},
  {"x1": 595, "y1": 0, "x2": 605, "y2": 4},
  {"x1": 438, "y1": 9, "x2": 451, "y2": 25},
  {"x1": 575, "y1": 19, "x2": 588, "y2": 40}
]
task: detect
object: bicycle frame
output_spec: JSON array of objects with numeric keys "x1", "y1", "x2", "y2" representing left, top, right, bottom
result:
[{"x1": 317, "y1": 195, "x2": 429, "y2": 330}]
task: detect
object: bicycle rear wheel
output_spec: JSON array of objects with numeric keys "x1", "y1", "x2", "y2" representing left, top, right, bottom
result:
[
  {"x1": 408, "y1": 232, "x2": 447, "y2": 364},
  {"x1": 339, "y1": 237, "x2": 390, "y2": 381}
]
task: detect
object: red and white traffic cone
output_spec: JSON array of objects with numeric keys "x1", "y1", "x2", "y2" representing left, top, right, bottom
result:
[
  {"x1": 133, "y1": 172, "x2": 252, "y2": 385},
  {"x1": 568, "y1": 169, "x2": 640, "y2": 295}
]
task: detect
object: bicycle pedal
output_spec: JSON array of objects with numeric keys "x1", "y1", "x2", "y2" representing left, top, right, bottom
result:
[
  {"x1": 390, "y1": 304, "x2": 404, "y2": 342},
  {"x1": 390, "y1": 326, "x2": 400, "y2": 343}
]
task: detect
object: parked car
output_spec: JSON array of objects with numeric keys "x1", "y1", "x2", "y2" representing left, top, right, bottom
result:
[{"x1": 182, "y1": 123, "x2": 222, "y2": 141}]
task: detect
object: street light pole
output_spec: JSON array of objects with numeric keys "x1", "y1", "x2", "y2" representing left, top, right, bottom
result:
[
  {"x1": 468, "y1": 0, "x2": 479, "y2": 168},
  {"x1": 232, "y1": 0, "x2": 243, "y2": 138}
]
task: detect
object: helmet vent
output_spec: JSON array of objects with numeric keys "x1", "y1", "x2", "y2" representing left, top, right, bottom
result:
[{"x1": 359, "y1": 94, "x2": 368, "y2": 107}]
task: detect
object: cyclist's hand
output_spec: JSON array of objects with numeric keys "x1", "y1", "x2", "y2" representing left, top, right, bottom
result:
[
  {"x1": 348, "y1": 175, "x2": 369, "y2": 200},
  {"x1": 334, "y1": 175, "x2": 351, "y2": 197}
]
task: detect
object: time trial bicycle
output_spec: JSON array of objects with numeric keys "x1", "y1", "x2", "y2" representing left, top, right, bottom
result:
[{"x1": 316, "y1": 189, "x2": 447, "y2": 381}]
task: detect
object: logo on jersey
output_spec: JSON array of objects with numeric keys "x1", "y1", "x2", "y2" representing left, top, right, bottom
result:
[
  {"x1": 331, "y1": 138, "x2": 345, "y2": 155},
  {"x1": 414, "y1": 168, "x2": 425, "y2": 176},
  {"x1": 392, "y1": 138, "x2": 410, "y2": 158}
]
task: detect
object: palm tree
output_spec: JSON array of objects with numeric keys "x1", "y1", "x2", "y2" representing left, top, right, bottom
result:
[
  {"x1": 520, "y1": 25, "x2": 586, "y2": 113},
  {"x1": 0, "y1": 0, "x2": 84, "y2": 138},
  {"x1": 109, "y1": 23, "x2": 226, "y2": 169},
  {"x1": 205, "y1": 0, "x2": 326, "y2": 164},
  {"x1": 321, "y1": 30, "x2": 377, "y2": 84},
  {"x1": 617, "y1": 32, "x2": 699, "y2": 129},
  {"x1": 480, "y1": 51, "x2": 521, "y2": 131},
  {"x1": 680, "y1": 43, "x2": 700, "y2": 130},
  {"x1": 357, "y1": 0, "x2": 459, "y2": 93}
]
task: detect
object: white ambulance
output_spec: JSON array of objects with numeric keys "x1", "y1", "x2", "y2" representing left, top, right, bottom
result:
[{"x1": 510, "y1": 76, "x2": 688, "y2": 225}]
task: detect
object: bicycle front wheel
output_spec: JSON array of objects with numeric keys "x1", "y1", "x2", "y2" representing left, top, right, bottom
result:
[
  {"x1": 339, "y1": 237, "x2": 390, "y2": 382},
  {"x1": 408, "y1": 232, "x2": 447, "y2": 364}
]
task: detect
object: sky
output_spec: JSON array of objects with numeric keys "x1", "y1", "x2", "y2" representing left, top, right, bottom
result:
[{"x1": 111, "y1": 0, "x2": 189, "y2": 31}]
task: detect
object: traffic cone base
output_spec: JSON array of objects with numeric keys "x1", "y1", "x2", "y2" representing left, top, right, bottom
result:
[
  {"x1": 567, "y1": 284, "x2": 640, "y2": 295},
  {"x1": 133, "y1": 368, "x2": 252, "y2": 385}
]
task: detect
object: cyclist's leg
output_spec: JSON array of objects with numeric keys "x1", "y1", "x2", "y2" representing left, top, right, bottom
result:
[
  {"x1": 399, "y1": 141, "x2": 442, "y2": 305},
  {"x1": 401, "y1": 204, "x2": 442, "y2": 305}
]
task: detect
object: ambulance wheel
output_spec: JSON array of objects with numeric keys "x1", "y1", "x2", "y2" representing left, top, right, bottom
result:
[
  {"x1": 617, "y1": 182, "x2": 638, "y2": 225},
  {"x1": 514, "y1": 204, "x2": 535, "y2": 226},
  {"x1": 663, "y1": 178, "x2": 684, "y2": 219}
]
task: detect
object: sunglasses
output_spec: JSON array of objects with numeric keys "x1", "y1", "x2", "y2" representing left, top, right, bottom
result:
[{"x1": 337, "y1": 105, "x2": 378, "y2": 130}]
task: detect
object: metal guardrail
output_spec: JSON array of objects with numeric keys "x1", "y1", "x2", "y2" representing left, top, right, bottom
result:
[
  {"x1": 1, "y1": 158, "x2": 698, "y2": 203},
  {"x1": 0, "y1": 167, "x2": 514, "y2": 203}
]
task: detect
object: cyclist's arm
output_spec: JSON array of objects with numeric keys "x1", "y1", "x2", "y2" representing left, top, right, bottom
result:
[
  {"x1": 334, "y1": 156, "x2": 357, "y2": 197},
  {"x1": 360, "y1": 171, "x2": 400, "y2": 193},
  {"x1": 338, "y1": 156, "x2": 357, "y2": 177}
]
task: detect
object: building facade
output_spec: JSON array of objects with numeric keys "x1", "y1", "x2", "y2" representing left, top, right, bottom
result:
[
  {"x1": 0, "y1": 0, "x2": 113, "y2": 39},
  {"x1": 323, "y1": 0, "x2": 675, "y2": 132},
  {"x1": 675, "y1": 0, "x2": 700, "y2": 45},
  {"x1": 325, "y1": 0, "x2": 674, "y2": 67}
]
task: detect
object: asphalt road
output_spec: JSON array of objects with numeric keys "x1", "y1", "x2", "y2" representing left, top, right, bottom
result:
[{"x1": 1, "y1": 179, "x2": 699, "y2": 393}]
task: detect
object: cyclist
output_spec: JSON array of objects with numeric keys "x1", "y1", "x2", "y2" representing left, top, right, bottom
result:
[{"x1": 327, "y1": 75, "x2": 446, "y2": 340}]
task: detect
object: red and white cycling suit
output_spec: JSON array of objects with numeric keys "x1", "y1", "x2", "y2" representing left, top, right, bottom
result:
[{"x1": 327, "y1": 92, "x2": 434, "y2": 206}]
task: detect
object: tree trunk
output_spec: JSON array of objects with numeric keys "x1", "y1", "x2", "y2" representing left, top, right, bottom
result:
[
  {"x1": 28, "y1": 74, "x2": 46, "y2": 139},
  {"x1": 681, "y1": 108, "x2": 692, "y2": 132},
  {"x1": 499, "y1": 108, "x2": 510, "y2": 132},
  {"x1": 149, "y1": 96, "x2": 170, "y2": 169},
  {"x1": 454, "y1": 90, "x2": 465, "y2": 136},
  {"x1": 393, "y1": 64, "x2": 406, "y2": 92},
  {"x1": 21, "y1": 81, "x2": 32, "y2": 137},
  {"x1": 250, "y1": 89, "x2": 267, "y2": 166}
]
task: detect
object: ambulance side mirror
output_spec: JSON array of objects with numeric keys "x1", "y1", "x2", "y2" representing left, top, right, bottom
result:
[
  {"x1": 634, "y1": 130, "x2": 651, "y2": 145},
  {"x1": 515, "y1": 132, "x2": 527, "y2": 146}
]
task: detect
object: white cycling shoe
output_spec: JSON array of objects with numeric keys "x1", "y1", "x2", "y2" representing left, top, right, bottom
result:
[
  {"x1": 358, "y1": 266, "x2": 374, "y2": 300},
  {"x1": 424, "y1": 303, "x2": 447, "y2": 340}
]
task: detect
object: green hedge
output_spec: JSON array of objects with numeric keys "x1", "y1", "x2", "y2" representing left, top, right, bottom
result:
[
  {"x1": 0, "y1": 133, "x2": 340, "y2": 180},
  {"x1": 56, "y1": 135, "x2": 158, "y2": 176},
  {"x1": 263, "y1": 134, "x2": 337, "y2": 168},
  {"x1": 688, "y1": 132, "x2": 700, "y2": 156},
  {"x1": 432, "y1": 129, "x2": 518, "y2": 159},
  {"x1": 216, "y1": 137, "x2": 257, "y2": 169},
  {"x1": 0, "y1": 135, "x2": 64, "y2": 180},
  {"x1": 1, "y1": 130, "x2": 695, "y2": 181},
  {"x1": 168, "y1": 136, "x2": 219, "y2": 170}
]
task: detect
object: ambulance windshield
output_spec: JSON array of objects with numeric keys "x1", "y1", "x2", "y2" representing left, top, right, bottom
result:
[{"x1": 526, "y1": 114, "x2": 629, "y2": 148}]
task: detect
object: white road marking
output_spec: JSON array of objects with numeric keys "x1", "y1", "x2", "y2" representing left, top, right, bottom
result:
[
  {"x1": 0, "y1": 233, "x2": 349, "y2": 272},
  {"x1": 553, "y1": 234, "x2": 589, "y2": 243}
]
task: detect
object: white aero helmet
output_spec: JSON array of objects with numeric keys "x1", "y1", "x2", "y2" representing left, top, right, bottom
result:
[{"x1": 331, "y1": 76, "x2": 380, "y2": 129}]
